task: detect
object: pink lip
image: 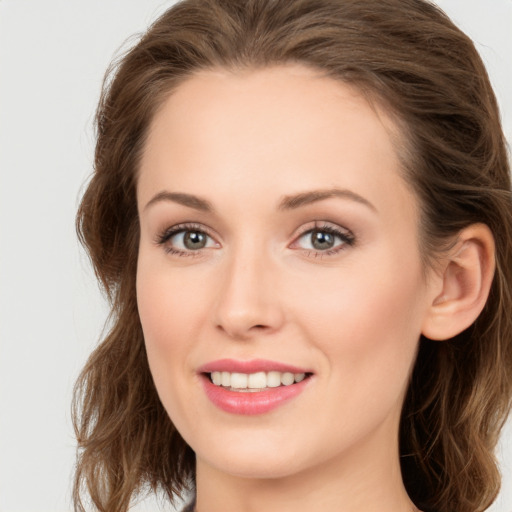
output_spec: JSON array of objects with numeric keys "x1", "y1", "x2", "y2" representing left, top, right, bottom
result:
[
  {"x1": 198, "y1": 359, "x2": 312, "y2": 415},
  {"x1": 198, "y1": 358, "x2": 310, "y2": 374}
]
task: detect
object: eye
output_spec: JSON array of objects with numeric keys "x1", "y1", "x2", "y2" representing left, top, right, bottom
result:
[
  {"x1": 156, "y1": 224, "x2": 218, "y2": 255},
  {"x1": 292, "y1": 224, "x2": 355, "y2": 255},
  {"x1": 172, "y1": 230, "x2": 213, "y2": 250}
]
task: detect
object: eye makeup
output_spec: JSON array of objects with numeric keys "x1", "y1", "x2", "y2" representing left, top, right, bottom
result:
[
  {"x1": 290, "y1": 221, "x2": 355, "y2": 257},
  {"x1": 155, "y1": 222, "x2": 218, "y2": 257},
  {"x1": 154, "y1": 220, "x2": 355, "y2": 259}
]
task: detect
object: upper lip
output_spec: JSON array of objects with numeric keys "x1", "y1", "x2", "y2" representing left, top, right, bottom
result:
[{"x1": 198, "y1": 358, "x2": 311, "y2": 374}]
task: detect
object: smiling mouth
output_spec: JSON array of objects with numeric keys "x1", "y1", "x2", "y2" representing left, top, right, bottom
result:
[{"x1": 206, "y1": 371, "x2": 311, "y2": 392}]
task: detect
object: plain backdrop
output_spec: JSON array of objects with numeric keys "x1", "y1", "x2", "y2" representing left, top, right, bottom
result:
[{"x1": 0, "y1": 1, "x2": 511, "y2": 511}]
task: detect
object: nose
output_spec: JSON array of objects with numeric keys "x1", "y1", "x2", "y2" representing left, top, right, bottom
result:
[{"x1": 212, "y1": 248, "x2": 285, "y2": 340}]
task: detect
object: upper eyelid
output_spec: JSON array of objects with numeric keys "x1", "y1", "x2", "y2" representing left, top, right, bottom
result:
[
  {"x1": 157, "y1": 222, "x2": 217, "y2": 242},
  {"x1": 292, "y1": 221, "x2": 353, "y2": 238}
]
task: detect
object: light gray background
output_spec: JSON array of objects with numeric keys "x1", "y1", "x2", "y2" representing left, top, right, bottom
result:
[{"x1": 0, "y1": 1, "x2": 511, "y2": 511}]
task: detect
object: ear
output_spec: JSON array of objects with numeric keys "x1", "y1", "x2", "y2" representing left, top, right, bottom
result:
[{"x1": 421, "y1": 223, "x2": 495, "y2": 341}]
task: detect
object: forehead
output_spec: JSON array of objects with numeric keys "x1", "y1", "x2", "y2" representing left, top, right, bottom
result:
[
  {"x1": 144, "y1": 65, "x2": 401, "y2": 163},
  {"x1": 138, "y1": 64, "x2": 416, "y2": 223}
]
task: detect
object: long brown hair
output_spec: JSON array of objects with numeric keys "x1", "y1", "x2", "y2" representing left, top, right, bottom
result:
[{"x1": 74, "y1": 1, "x2": 512, "y2": 511}]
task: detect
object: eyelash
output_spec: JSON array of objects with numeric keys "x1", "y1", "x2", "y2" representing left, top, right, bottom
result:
[
  {"x1": 293, "y1": 222, "x2": 355, "y2": 257},
  {"x1": 155, "y1": 223, "x2": 216, "y2": 257},
  {"x1": 155, "y1": 221, "x2": 355, "y2": 258}
]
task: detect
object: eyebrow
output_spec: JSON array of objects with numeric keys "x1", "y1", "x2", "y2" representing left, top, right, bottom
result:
[
  {"x1": 144, "y1": 191, "x2": 214, "y2": 212},
  {"x1": 143, "y1": 187, "x2": 376, "y2": 214},
  {"x1": 278, "y1": 188, "x2": 377, "y2": 212}
]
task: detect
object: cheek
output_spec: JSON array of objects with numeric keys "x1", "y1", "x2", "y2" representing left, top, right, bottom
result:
[
  {"x1": 290, "y1": 250, "x2": 426, "y2": 381},
  {"x1": 136, "y1": 255, "x2": 212, "y2": 405},
  {"x1": 283, "y1": 257, "x2": 426, "y2": 450},
  {"x1": 137, "y1": 256, "x2": 210, "y2": 348},
  {"x1": 136, "y1": 259, "x2": 213, "y2": 436}
]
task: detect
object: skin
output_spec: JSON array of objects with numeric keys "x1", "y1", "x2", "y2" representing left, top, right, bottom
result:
[{"x1": 136, "y1": 65, "x2": 442, "y2": 512}]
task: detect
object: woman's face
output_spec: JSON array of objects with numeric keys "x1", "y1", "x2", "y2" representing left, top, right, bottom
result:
[{"x1": 136, "y1": 65, "x2": 438, "y2": 480}]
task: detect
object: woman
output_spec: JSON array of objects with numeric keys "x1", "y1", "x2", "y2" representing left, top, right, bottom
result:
[{"x1": 73, "y1": 1, "x2": 512, "y2": 511}]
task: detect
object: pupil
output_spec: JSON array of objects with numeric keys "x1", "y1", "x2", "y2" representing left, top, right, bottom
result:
[
  {"x1": 312, "y1": 230, "x2": 334, "y2": 250},
  {"x1": 184, "y1": 231, "x2": 206, "y2": 249}
]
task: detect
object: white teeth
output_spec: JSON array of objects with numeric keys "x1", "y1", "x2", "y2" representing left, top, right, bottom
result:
[
  {"x1": 230, "y1": 372, "x2": 248, "y2": 389},
  {"x1": 209, "y1": 370, "x2": 308, "y2": 390},
  {"x1": 280, "y1": 372, "x2": 294, "y2": 386},
  {"x1": 248, "y1": 371, "x2": 266, "y2": 388},
  {"x1": 267, "y1": 371, "x2": 281, "y2": 388}
]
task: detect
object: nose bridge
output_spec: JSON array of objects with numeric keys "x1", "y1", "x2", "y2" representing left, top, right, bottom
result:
[{"x1": 213, "y1": 239, "x2": 283, "y2": 338}]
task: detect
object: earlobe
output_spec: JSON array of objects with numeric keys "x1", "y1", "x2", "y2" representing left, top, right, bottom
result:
[{"x1": 421, "y1": 224, "x2": 495, "y2": 341}]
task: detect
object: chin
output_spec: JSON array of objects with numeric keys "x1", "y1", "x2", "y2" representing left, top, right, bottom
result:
[
  {"x1": 189, "y1": 427, "x2": 309, "y2": 478},
  {"x1": 204, "y1": 451, "x2": 306, "y2": 480}
]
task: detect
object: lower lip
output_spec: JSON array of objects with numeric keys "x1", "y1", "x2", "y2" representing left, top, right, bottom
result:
[{"x1": 201, "y1": 375, "x2": 311, "y2": 415}]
